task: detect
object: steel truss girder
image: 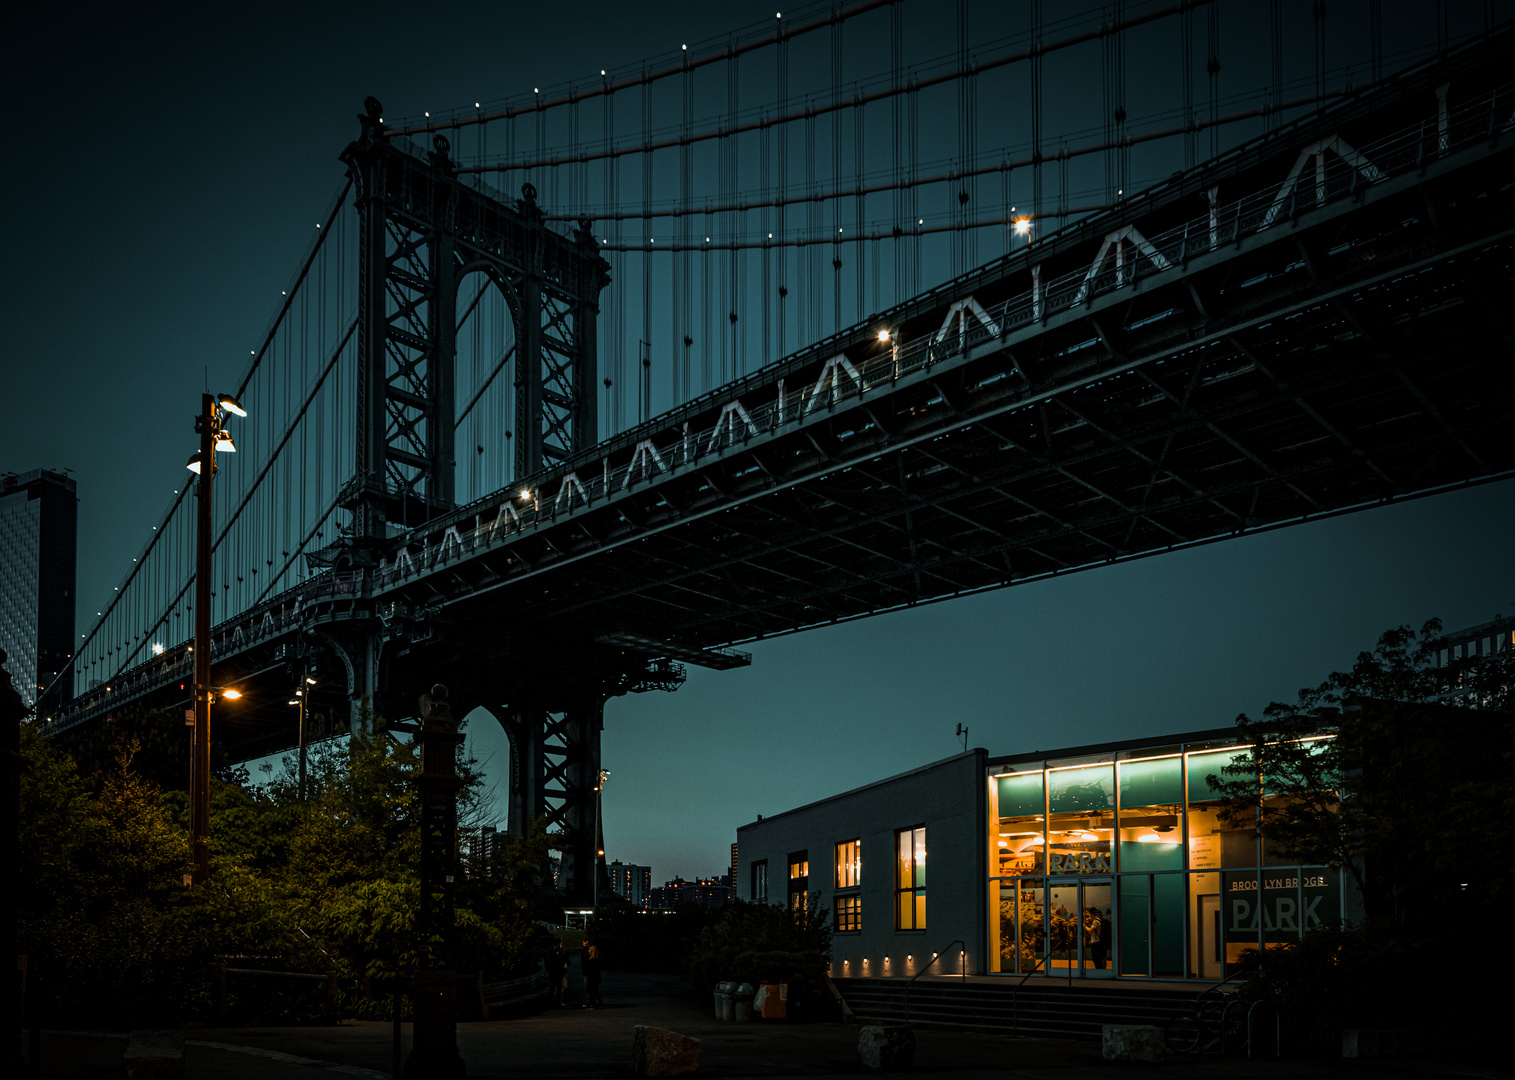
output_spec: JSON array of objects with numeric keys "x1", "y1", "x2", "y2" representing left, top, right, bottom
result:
[{"x1": 375, "y1": 108, "x2": 1515, "y2": 653}]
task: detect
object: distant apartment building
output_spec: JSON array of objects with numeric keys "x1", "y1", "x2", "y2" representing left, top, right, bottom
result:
[
  {"x1": 0, "y1": 469, "x2": 77, "y2": 712},
  {"x1": 608, "y1": 860, "x2": 653, "y2": 907},
  {"x1": 1430, "y1": 614, "x2": 1514, "y2": 708},
  {"x1": 648, "y1": 875, "x2": 735, "y2": 910}
]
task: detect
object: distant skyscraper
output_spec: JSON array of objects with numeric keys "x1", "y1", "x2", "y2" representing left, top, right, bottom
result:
[
  {"x1": 0, "y1": 469, "x2": 77, "y2": 713},
  {"x1": 607, "y1": 860, "x2": 653, "y2": 907}
]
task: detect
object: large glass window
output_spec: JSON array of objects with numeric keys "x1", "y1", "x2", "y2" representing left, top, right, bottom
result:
[
  {"x1": 895, "y1": 826, "x2": 926, "y2": 930},
  {"x1": 1047, "y1": 764, "x2": 1114, "y2": 875},
  {"x1": 1186, "y1": 748, "x2": 1258, "y2": 870},
  {"x1": 994, "y1": 770, "x2": 1046, "y2": 876},
  {"x1": 751, "y1": 859, "x2": 768, "y2": 902},
  {"x1": 835, "y1": 839, "x2": 860, "y2": 889},
  {"x1": 1117, "y1": 755, "x2": 1183, "y2": 873}
]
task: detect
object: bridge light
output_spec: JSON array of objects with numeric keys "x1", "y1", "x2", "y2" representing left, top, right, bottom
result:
[
  {"x1": 218, "y1": 394, "x2": 247, "y2": 417},
  {"x1": 152, "y1": 642, "x2": 165, "y2": 656},
  {"x1": 877, "y1": 329, "x2": 891, "y2": 343},
  {"x1": 518, "y1": 488, "x2": 532, "y2": 501},
  {"x1": 1013, "y1": 217, "x2": 1032, "y2": 237}
]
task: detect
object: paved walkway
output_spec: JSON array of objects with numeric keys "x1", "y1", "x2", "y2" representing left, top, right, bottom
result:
[{"x1": 34, "y1": 972, "x2": 1505, "y2": 1079}]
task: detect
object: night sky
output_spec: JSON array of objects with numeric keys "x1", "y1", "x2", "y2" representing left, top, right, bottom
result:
[{"x1": 6, "y1": 1, "x2": 1512, "y2": 882}]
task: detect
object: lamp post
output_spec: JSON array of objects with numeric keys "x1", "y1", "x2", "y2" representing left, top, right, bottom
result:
[
  {"x1": 187, "y1": 391, "x2": 245, "y2": 885},
  {"x1": 288, "y1": 676, "x2": 316, "y2": 799},
  {"x1": 593, "y1": 769, "x2": 609, "y2": 916}
]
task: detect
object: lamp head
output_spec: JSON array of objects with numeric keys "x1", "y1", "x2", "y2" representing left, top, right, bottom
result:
[
  {"x1": 217, "y1": 394, "x2": 248, "y2": 417},
  {"x1": 220, "y1": 688, "x2": 242, "y2": 700},
  {"x1": 215, "y1": 431, "x2": 236, "y2": 453},
  {"x1": 186, "y1": 452, "x2": 203, "y2": 474}
]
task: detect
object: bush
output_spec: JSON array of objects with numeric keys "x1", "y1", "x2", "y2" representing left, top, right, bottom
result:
[{"x1": 685, "y1": 897, "x2": 834, "y2": 1020}]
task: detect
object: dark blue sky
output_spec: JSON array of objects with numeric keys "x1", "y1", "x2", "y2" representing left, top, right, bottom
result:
[{"x1": 5, "y1": 1, "x2": 1511, "y2": 881}]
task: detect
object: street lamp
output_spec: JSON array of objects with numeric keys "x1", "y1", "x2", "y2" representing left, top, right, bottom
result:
[
  {"x1": 593, "y1": 769, "x2": 610, "y2": 916},
  {"x1": 289, "y1": 675, "x2": 316, "y2": 799},
  {"x1": 186, "y1": 391, "x2": 246, "y2": 885}
]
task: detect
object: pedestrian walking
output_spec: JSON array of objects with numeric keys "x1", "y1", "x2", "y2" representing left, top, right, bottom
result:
[
  {"x1": 546, "y1": 941, "x2": 568, "y2": 1007},
  {"x1": 581, "y1": 939, "x2": 603, "y2": 1008}
]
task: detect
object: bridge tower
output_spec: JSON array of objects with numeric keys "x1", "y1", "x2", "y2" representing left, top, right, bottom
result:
[{"x1": 336, "y1": 99, "x2": 620, "y2": 907}]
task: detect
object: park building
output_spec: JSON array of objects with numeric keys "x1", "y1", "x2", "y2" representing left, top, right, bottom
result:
[{"x1": 736, "y1": 726, "x2": 1360, "y2": 987}]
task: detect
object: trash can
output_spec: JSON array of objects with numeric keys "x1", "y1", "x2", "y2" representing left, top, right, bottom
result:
[
  {"x1": 716, "y1": 981, "x2": 736, "y2": 1021},
  {"x1": 732, "y1": 983, "x2": 756, "y2": 1023},
  {"x1": 760, "y1": 982, "x2": 788, "y2": 1020}
]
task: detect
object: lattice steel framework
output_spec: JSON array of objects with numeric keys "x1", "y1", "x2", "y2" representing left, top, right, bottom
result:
[{"x1": 342, "y1": 98, "x2": 609, "y2": 548}]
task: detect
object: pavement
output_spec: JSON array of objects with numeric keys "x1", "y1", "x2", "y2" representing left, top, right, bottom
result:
[{"x1": 32, "y1": 971, "x2": 1505, "y2": 1079}]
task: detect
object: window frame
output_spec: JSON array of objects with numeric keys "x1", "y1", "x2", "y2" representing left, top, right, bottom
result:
[
  {"x1": 895, "y1": 825, "x2": 927, "y2": 931},
  {"x1": 834, "y1": 838, "x2": 861, "y2": 890},
  {"x1": 834, "y1": 893, "x2": 862, "y2": 933}
]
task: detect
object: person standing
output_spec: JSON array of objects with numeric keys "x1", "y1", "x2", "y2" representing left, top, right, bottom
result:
[
  {"x1": 581, "y1": 939, "x2": 603, "y2": 1008},
  {"x1": 546, "y1": 941, "x2": 568, "y2": 1007}
]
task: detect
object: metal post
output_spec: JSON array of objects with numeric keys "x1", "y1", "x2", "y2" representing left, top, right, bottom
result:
[
  {"x1": 297, "y1": 693, "x2": 307, "y2": 801},
  {"x1": 405, "y1": 683, "x2": 465, "y2": 1079},
  {"x1": 191, "y1": 392, "x2": 215, "y2": 885}
]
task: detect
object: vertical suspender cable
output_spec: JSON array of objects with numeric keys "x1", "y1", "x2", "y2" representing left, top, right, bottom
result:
[
  {"x1": 777, "y1": 14, "x2": 789, "y2": 358},
  {"x1": 728, "y1": 49, "x2": 741, "y2": 379},
  {"x1": 1270, "y1": 0, "x2": 1283, "y2": 131},
  {"x1": 1208, "y1": 5, "x2": 1221, "y2": 161},
  {"x1": 832, "y1": 13, "x2": 844, "y2": 335},
  {"x1": 1032, "y1": 0, "x2": 1043, "y2": 233},
  {"x1": 1182, "y1": 3, "x2": 1195, "y2": 169},
  {"x1": 891, "y1": 0, "x2": 904, "y2": 308},
  {"x1": 641, "y1": 68, "x2": 652, "y2": 422}
]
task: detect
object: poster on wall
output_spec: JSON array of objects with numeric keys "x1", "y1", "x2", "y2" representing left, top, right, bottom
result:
[{"x1": 1221, "y1": 869, "x2": 1341, "y2": 943}]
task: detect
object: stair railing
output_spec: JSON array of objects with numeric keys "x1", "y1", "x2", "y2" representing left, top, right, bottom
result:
[
  {"x1": 902, "y1": 939, "x2": 966, "y2": 1024},
  {"x1": 1010, "y1": 950, "x2": 1049, "y2": 1037}
]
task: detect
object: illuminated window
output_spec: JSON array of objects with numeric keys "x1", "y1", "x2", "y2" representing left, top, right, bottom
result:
[
  {"x1": 895, "y1": 826, "x2": 926, "y2": 930},
  {"x1": 751, "y1": 860, "x2": 767, "y2": 902},
  {"x1": 835, "y1": 839, "x2": 860, "y2": 889},
  {"x1": 835, "y1": 894, "x2": 862, "y2": 933},
  {"x1": 788, "y1": 851, "x2": 809, "y2": 914}
]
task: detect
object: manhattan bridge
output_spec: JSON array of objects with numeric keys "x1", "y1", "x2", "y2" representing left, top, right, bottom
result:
[{"x1": 35, "y1": 2, "x2": 1515, "y2": 905}]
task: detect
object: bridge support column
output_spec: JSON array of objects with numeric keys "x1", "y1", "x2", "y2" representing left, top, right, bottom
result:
[{"x1": 498, "y1": 696, "x2": 607, "y2": 910}]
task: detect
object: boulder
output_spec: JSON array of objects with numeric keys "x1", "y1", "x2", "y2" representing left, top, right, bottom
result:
[
  {"x1": 124, "y1": 1030, "x2": 185, "y2": 1080},
  {"x1": 858, "y1": 1024, "x2": 916, "y2": 1071},
  {"x1": 1101, "y1": 1024, "x2": 1166, "y2": 1064},
  {"x1": 631, "y1": 1025, "x2": 701, "y2": 1077}
]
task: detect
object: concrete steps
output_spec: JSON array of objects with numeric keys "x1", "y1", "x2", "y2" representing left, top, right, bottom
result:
[{"x1": 832, "y1": 977, "x2": 1194, "y2": 1040}]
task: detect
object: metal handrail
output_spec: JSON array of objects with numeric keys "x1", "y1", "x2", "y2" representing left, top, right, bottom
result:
[
  {"x1": 902, "y1": 939, "x2": 966, "y2": 1024},
  {"x1": 1246, "y1": 1000, "x2": 1281, "y2": 1059},
  {"x1": 1010, "y1": 951, "x2": 1049, "y2": 1037}
]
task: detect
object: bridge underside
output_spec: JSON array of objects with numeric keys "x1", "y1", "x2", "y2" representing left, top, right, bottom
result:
[{"x1": 428, "y1": 144, "x2": 1515, "y2": 651}]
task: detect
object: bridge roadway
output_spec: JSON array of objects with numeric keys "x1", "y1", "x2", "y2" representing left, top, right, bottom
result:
[{"x1": 47, "y1": 35, "x2": 1515, "y2": 894}]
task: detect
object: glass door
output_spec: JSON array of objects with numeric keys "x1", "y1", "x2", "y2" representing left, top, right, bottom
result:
[
  {"x1": 1047, "y1": 883, "x2": 1081, "y2": 971},
  {"x1": 1048, "y1": 880, "x2": 1114, "y2": 976},
  {"x1": 1082, "y1": 880, "x2": 1114, "y2": 978}
]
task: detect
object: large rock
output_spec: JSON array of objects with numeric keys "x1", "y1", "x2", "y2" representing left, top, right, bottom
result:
[
  {"x1": 1102, "y1": 1024, "x2": 1166, "y2": 1064},
  {"x1": 858, "y1": 1024, "x2": 916, "y2": 1071},
  {"x1": 124, "y1": 1030, "x2": 185, "y2": 1080},
  {"x1": 631, "y1": 1025, "x2": 701, "y2": 1077}
]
